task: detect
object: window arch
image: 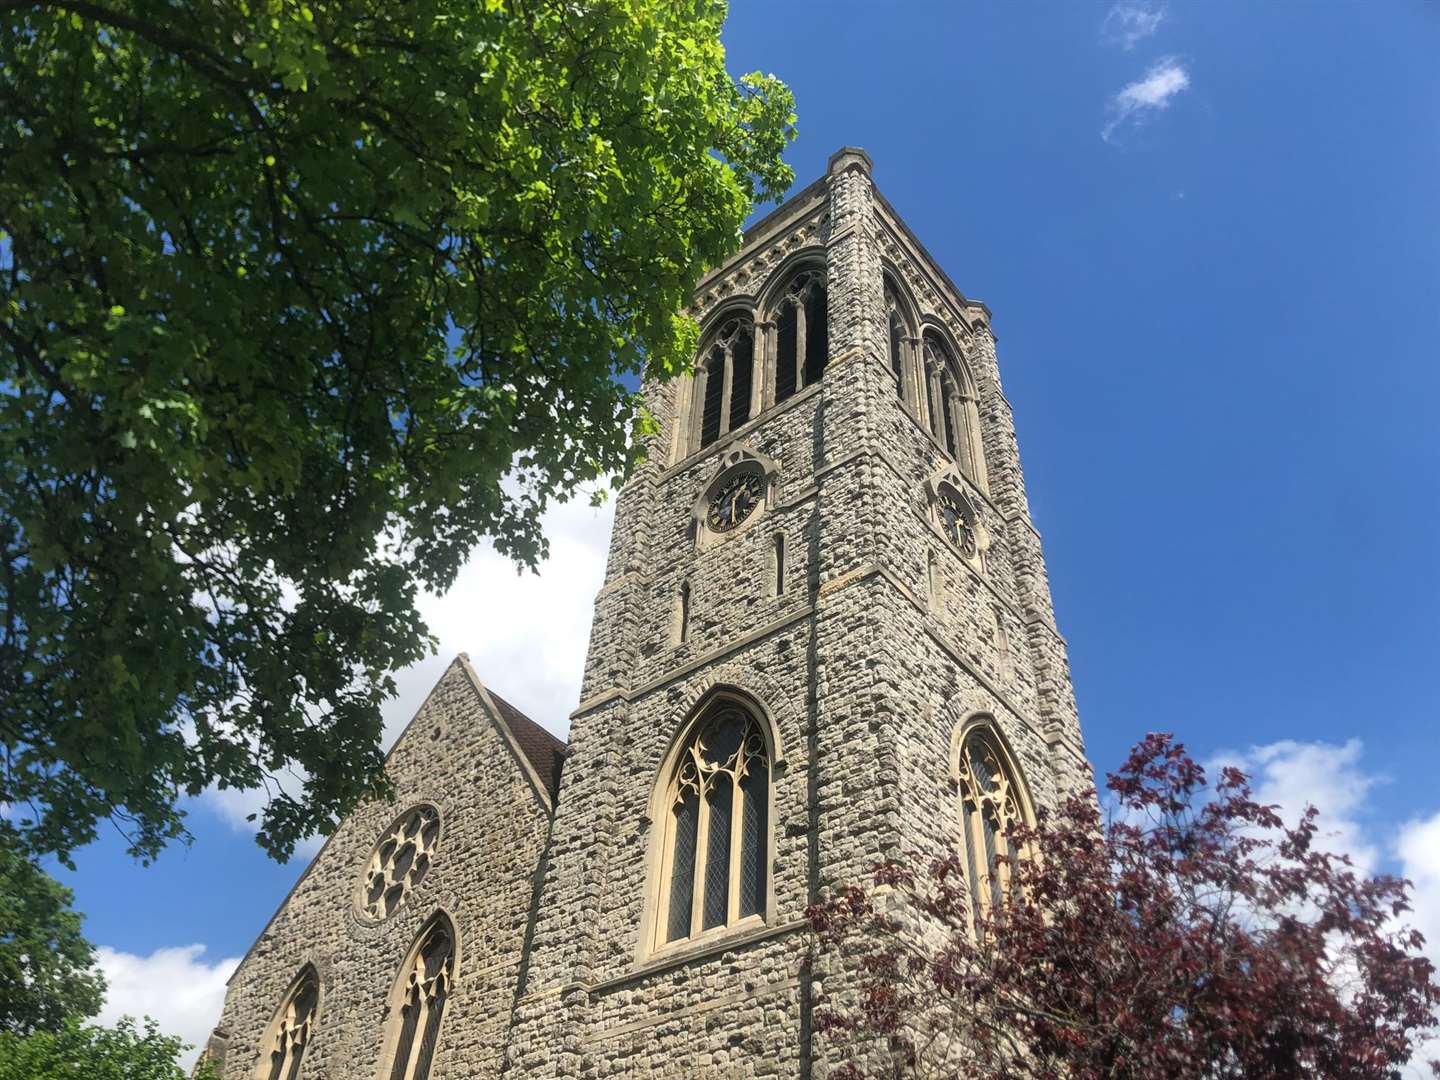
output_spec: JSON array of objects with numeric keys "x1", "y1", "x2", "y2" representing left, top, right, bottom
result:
[
  {"x1": 772, "y1": 267, "x2": 827, "y2": 403},
  {"x1": 257, "y1": 966, "x2": 319, "y2": 1080},
  {"x1": 380, "y1": 915, "x2": 455, "y2": 1080},
  {"x1": 691, "y1": 313, "x2": 756, "y2": 452},
  {"x1": 652, "y1": 696, "x2": 773, "y2": 950},
  {"x1": 921, "y1": 331, "x2": 987, "y2": 488},
  {"x1": 952, "y1": 723, "x2": 1034, "y2": 924}
]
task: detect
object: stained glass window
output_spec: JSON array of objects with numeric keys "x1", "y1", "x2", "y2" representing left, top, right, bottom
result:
[
  {"x1": 957, "y1": 727, "x2": 1031, "y2": 926},
  {"x1": 385, "y1": 918, "x2": 454, "y2": 1080},
  {"x1": 260, "y1": 967, "x2": 318, "y2": 1080},
  {"x1": 659, "y1": 703, "x2": 771, "y2": 946}
]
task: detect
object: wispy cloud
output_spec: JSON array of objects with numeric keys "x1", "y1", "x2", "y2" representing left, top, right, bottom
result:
[
  {"x1": 1102, "y1": 57, "x2": 1190, "y2": 142},
  {"x1": 1103, "y1": 1, "x2": 1166, "y2": 50},
  {"x1": 95, "y1": 944, "x2": 240, "y2": 1071}
]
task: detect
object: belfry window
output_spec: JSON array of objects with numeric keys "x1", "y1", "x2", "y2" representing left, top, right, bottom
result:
[
  {"x1": 693, "y1": 315, "x2": 755, "y2": 451},
  {"x1": 259, "y1": 967, "x2": 318, "y2": 1080},
  {"x1": 885, "y1": 280, "x2": 908, "y2": 401},
  {"x1": 955, "y1": 726, "x2": 1032, "y2": 923},
  {"x1": 658, "y1": 701, "x2": 771, "y2": 946},
  {"x1": 773, "y1": 269, "x2": 827, "y2": 403},
  {"x1": 383, "y1": 917, "x2": 455, "y2": 1080},
  {"x1": 922, "y1": 333, "x2": 987, "y2": 488}
]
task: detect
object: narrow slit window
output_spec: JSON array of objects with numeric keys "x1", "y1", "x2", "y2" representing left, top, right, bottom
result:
[
  {"x1": 772, "y1": 533, "x2": 785, "y2": 597},
  {"x1": 676, "y1": 581, "x2": 691, "y2": 645}
]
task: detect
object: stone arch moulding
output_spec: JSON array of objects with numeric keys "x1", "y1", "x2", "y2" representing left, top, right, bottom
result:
[
  {"x1": 636, "y1": 684, "x2": 784, "y2": 963},
  {"x1": 755, "y1": 247, "x2": 824, "y2": 311},
  {"x1": 923, "y1": 464, "x2": 990, "y2": 569},
  {"x1": 690, "y1": 445, "x2": 781, "y2": 549},
  {"x1": 375, "y1": 909, "x2": 460, "y2": 1080},
  {"x1": 254, "y1": 962, "x2": 322, "y2": 1080}
]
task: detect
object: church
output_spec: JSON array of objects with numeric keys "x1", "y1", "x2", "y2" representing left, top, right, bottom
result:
[{"x1": 199, "y1": 148, "x2": 1089, "y2": 1079}]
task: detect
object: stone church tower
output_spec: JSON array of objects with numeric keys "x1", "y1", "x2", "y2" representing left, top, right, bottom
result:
[{"x1": 201, "y1": 148, "x2": 1087, "y2": 1079}]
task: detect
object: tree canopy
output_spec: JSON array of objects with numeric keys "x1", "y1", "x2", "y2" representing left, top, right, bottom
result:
[
  {"x1": 0, "y1": 0, "x2": 796, "y2": 864},
  {"x1": 0, "y1": 1017, "x2": 217, "y2": 1080},
  {"x1": 806, "y1": 734, "x2": 1440, "y2": 1079},
  {"x1": 0, "y1": 832, "x2": 104, "y2": 1035}
]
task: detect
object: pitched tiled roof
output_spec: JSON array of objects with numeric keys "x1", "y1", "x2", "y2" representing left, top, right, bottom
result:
[{"x1": 487, "y1": 689, "x2": 567, "y2": 801}]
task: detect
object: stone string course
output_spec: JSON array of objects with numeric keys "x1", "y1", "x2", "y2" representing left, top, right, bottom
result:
[{"x1": 204, "y1": 148, "x2": 1090, "y2": 1078}]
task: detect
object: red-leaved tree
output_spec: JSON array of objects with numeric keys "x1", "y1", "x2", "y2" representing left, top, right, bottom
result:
[{"x1": 805, "y1": 733, "x2": 1440, "y2": 1079}]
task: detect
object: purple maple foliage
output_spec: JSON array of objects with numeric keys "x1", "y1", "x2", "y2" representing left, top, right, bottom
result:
[{"x1": 806, "y1": 733, "x2": 1440, "y2": 1079}]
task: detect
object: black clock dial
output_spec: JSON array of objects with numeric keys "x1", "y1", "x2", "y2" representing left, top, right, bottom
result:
[
  {"x1": 939, "y1": 492, "x2": 978, "y2": 557},
  {"x1": 707, "y1": 472, "x2": 763, "y2": 532}
]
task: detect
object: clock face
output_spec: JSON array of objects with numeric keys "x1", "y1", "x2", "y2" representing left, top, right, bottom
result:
[
  {"x1": 707, "y1": 471, "x2": 763, "y2": 532},
  {"x1": 938, "y1": 490, "x2": 978, "y2": 557}
]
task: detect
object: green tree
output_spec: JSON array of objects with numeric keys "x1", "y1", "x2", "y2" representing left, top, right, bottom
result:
[
  {"x1": 0, "y1": 0, "x2": 795, "y2": 864},
  {"x1": 0, "y1": 1017, "x2": 218, "y2": 1080},
  {"x1": 0, "y1": 833, "x2": 105, "y2": 1035}
]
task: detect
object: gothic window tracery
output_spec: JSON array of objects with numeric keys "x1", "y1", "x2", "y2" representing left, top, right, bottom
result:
[
  {"x1": 259, "y1": 967, "x2": 318, "y2": 1080},
  {"x1": 955, "y1": 726, "x2": 1032, "y2": 923},
  {"x1": 382, "y1": 917, "x2": 454, "y2": 1080},
  {"x1": 657, "y1": 701, "x2": 771, "y2": 948},
  {"x1": 773, "y1": 269, "x2": 827, "y2": 403},
  {"x1": 357, "y1": 806, "x2": 440, "y2": 923}
]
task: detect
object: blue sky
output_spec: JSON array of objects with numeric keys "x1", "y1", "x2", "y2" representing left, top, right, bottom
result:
[{"x1": 57, "y1": 0, "x2": 1440, "y2": 1065}]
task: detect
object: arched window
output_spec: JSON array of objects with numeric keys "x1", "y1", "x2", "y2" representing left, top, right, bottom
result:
[
  {"x1": 884, "y1": 279, "x2": 909, "y2": 402},
  {"x1": 258, "y1": 966, "x2": 318, "y2": 1080},
  {"x1": 773, "y1": 269, "x2": 827, "y2": 403},
  {"x1": 922, "y1": 332, "x2": 986, "y2": 487},
  {"x1": 954, "y1": 725, "x2": 1032, "y2": 923},
  {"x1": 382, "y1": 916, "x2": 455, "y2": 1080},
  {"x1": 656, "y1": 700, "x2": 772, "y2": 947},
  {"x1": 692, "y1": 314, "x2": 755, "y2": 451}
]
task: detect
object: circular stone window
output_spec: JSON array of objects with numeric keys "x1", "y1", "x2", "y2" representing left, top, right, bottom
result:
[{"x1": 356, "y1": 805, "x2": 440, "y2": 923}]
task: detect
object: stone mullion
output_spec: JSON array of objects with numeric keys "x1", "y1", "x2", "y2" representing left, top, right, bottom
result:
[
  {"x1": 726, "y1": 770, "x2": 744, "y2": 925},
  {"x1": 926, "y1": 364, "x2": 943, "y2": 439},
  {"x1": 794, "y1": 299, "x2": 808, "y2": 392},
  {"x1": 718, "y1": 344, "x2": 734, "y2": 437},
  {"x1": 755, "y1": 320, "x2": 775, "y2": 411}
]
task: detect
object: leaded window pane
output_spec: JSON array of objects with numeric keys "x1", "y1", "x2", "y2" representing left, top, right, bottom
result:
[
  {"x1": 729, "y1": 332, "x2": 754, "y2": 432},
  {"x1": 776, "y1": 304, "x2": 797, "y2": 402},
  {"x1": 889, "y1": 312, "x2": 904, "y2": 396},
  {"x1": 702, "y1": 778, "x2": 732, "y2": 930},
  {"x1": 667, "y1": 790, "x2": 699, "y2": 942},
  {"x1": 700, "y1": 347, "x2": 724, "y2": 447},
  {"x1": 803, "y1": 286, "x2": 828, "y2": 386},
  {"x1": 740, "y1": 769, "x2": 767, "y2": 917}
]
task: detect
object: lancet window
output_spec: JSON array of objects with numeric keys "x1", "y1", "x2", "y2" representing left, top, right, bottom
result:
[
  {"x1": 885, "y1": 279, "x2": 909, "y2": 401},
  {"x1": 657, "y1": 701, "x2": 771, "y2": 947},
  {"x1": 383, "y1": 917, "x2": 455, "y2": 1080},
  {"x1": 693, "y1": 314, "x2": 756, "y2": 451},
  {"x1": 922, "y1": 332, "x2": 986, "y2": 488},
  {"x1": 773, "y1": 269, "x2": 827, "y2": 403},
  {"x1": 956, "y1": 726, "x2": 1032, "y2": 922},
  {"x1": 259, "y1": 967, "x2": 318, "y2": 1080}
]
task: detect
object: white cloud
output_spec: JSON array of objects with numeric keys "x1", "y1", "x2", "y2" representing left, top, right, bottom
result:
[
  {"x1": 1102, "y1": 58, "x2": 1191, "y2": 142},
  {"x1": 95, "y1": 943, "x2": 240, "y2": 1070},
  {"x1": 1213, "y1": 739, "x2": 1440, "y2": 1075},
  {"x1": 197, "y1": 488, "x2": 614, "y2": 839},
  {"x1": 1102, "y1": 1, "x2": 1166, "y2": 50},
  {"x1": 379, "y1": 490, "x2": 614, "y2": 747},
  {"x1": 1214, "y1": 737, "x2": 1380, "y2": 872}
]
